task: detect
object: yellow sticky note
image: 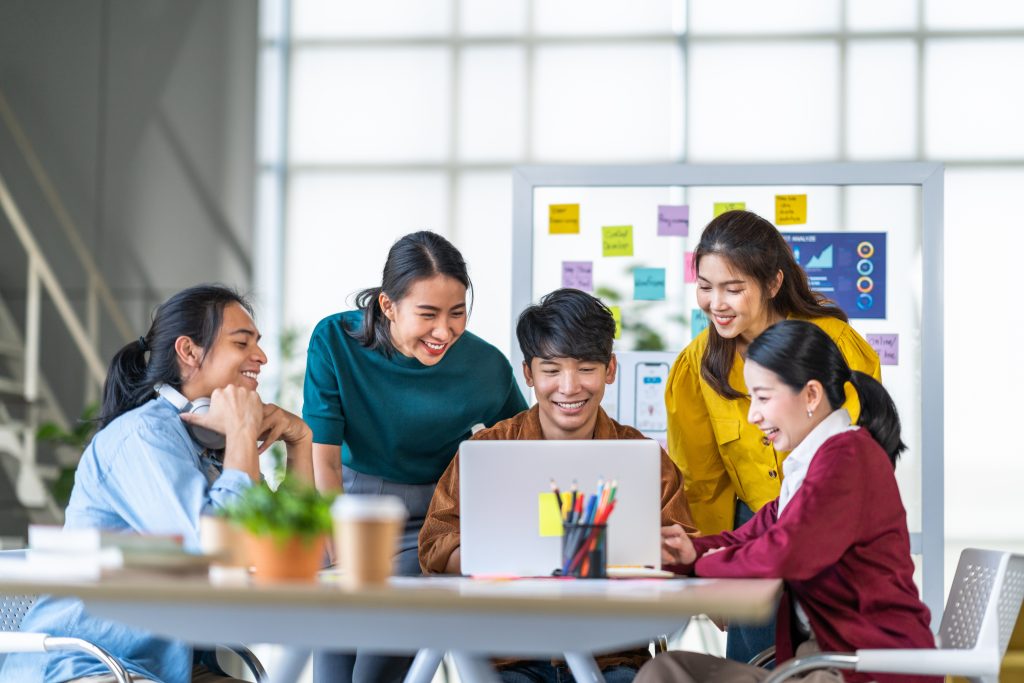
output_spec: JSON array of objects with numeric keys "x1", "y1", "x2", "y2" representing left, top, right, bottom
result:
[
  {"x1": 775, "y1": 194, "x2": 807, "y2": 225},
  {"x1": 602, "y1": 225, "x2": 633, "y2": 257},
  {"x1": 610, "y1": 306, "x2": 622, "y2": 339},
  {"x1": 713, "y1": 202, "x2": 746, "y2": 217},
  {"x1": 549, "y1": 204, "x2": 580, "y2": 234},
  {"x1": 538, "y1": 492, "x2": 573, "y2": 537}
]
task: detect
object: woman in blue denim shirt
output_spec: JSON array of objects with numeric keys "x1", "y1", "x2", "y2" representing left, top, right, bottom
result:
[{"x1": 1, "y1": 284, "x2": 313, "y2": 683}]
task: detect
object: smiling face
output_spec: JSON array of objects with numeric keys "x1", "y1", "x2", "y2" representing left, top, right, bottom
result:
[
  {"x1": 524, "y1": 355, "x2": 617, "y2": 440},
  {"x1": 381, "y1": 274, "x2": 467, "y2": 366},
  {"x1": 744, "y1": 358, "x2": 825, "y2": 452},
  {"x1": 180, "y1": 302, "x2": 267, "y2": 400},
  {"x1": 696, "y1": 253, "x2": 783, "y2": 349}
]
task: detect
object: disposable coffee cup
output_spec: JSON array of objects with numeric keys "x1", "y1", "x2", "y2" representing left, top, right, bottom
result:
[
  {"x1": 199, "y1": 515, "x2": 248, "y2": 568},
  {"x1": 331, "y1": 495, "x2": 407, "y2": 589}
]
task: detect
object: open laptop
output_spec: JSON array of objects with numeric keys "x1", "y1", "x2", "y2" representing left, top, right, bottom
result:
[{"x1": 459, "y1": 440, "x2": 662, "y2": 577}]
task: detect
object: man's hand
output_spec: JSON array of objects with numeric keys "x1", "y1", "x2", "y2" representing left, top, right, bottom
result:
[{"x1": 661, "y1": 523, "x2": 698, "y2": 566}]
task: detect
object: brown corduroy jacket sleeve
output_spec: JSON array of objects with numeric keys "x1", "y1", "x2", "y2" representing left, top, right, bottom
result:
[{"x1": 418, "y1": 452, "x2": 463, "y2": 574}]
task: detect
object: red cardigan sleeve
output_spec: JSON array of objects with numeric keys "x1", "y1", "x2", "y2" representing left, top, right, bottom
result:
[{"x1": 694, "y1": 437, "x2": 867, "y2": 581}]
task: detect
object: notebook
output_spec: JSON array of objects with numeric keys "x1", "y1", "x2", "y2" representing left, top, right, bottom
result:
[{"x1": 459, "y1": 439, "x2": 662, "y2": 577}]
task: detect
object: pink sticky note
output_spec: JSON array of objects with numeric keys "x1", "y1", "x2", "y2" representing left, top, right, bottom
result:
[
  {"x1": 684, "y1": 252, "x2": 697, "y2": 283},
  {"x1": 562, "y1": 261, "x2": 593, "y2": 292},
  {"x1": 658, "y1": 205, "x2": 689, "y2": 237},
  {"x1": 866, "y1": 334, "x2": 899, "y2": 366}
]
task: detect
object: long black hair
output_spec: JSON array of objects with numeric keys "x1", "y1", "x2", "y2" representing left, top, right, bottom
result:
[
  {"x1": 98, "y1": 285, "x2": 252, "y2": 428},
  {"x1": 746, "y1": 320, "x2": 905, "y2": 465},
  {"x1": 695, "y1": 210, "x2": 847, "y2": 399},
  {"x1": 348, "y1": 231, "x2": 472, "y2": 355}
]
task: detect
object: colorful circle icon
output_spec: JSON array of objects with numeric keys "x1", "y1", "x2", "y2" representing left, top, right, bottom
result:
[
  {"x1": 856, "y1": 276, "x2": 874, "y2": 293},
  {"x1": 857, "y1": 259, "x2": 874, "y2": 275},
  {"x1": 857, "y1": 293, "x2": 874, "y2": 310},
  {"x1": 857, "y1": 241, "x2": 875, "y2": 258}
]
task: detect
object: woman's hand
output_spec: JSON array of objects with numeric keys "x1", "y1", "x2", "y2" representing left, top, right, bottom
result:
[
  {"x1": 257, "y1": 403, "x2": 312, "y2": 454},
  {"x1": 661, "y1": 524, "x2": 698, "y2": 566}
]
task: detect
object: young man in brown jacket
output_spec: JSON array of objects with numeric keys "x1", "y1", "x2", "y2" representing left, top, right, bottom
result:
[{"x1": 419, "y1": 288, "x2": 696, "y2": 683}]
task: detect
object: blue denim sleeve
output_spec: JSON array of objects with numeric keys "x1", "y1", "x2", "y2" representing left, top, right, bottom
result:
[{"x1": 99, "y1": 419, "x2": 253, "y2": 552}]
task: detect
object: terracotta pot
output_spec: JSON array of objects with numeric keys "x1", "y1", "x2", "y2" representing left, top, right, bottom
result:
[{"x1": 243, "y1": 532, "x2": 325, "y2": 584}]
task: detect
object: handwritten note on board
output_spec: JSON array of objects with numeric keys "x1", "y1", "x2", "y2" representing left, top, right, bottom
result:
[
  {"x1": 562, "y1": 261, "x2": 593, "y2": 292},
  {"x1": 657, "y1": 205, "x2": 689, "y2": 236},
  {"x1": 549, "y1": 204, "x2": 580, "y2": 234},
  {"x1": 610, "y1": 306, "x2": 622, "y2": 339},
  {"x1": 714, "y1": 202, "x2": 746, "y2": 217},
  {"x1": 684, "y1": 252, "x2": 697, "y2": 283},
  {"x1": 775, "y1": 194, "x2": 807, "y2": 225},
  {"x1": 634, "y1": 268, "x2": 666, "y2": 300},
  {"x1": 866, "y1": 333, "x2": 899, "y2": 366},
  {"x1": 602, "y1": 225, "x2": 633, "y2": 257}
]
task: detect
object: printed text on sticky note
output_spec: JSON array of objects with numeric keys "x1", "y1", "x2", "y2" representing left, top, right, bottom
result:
[
  {"x1": 684, "y1": 252, "x2": 697, "y2": 283},
  {"x1": 658, "y1": 205, "x2": 689, "y2": 237},
  {"x1": 866, "y1": 333, "x2": 899, "y2": 366},
  {"x1": 549, "y1": 204, "x2": 580, "y2": 234},
  {"x1": 602, "y1": 225, "x2": 633, "y2": 257},
  {"x1": 692, "y1": 309, "x2": 709, "y2": 340},
  {"x1": 562, "y1": 261, "x2": 593, "y2": 291},
  {"x1": 610, "y1": 306, "x2": 622, "y2": 339},
  {"x1": 634, "y1": 268, "x2": 666, "y2": 301},
  {"x1": 776, "y1": 194, "x2": 807, "y2": 225},
  {"x1": 538, "y1": 492, "x2": 574, "y2": 537},
  {"x1": 714, "y1": 202, "x2": 746, "y2": 217}
]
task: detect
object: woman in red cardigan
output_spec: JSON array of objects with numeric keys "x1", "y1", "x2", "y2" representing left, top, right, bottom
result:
[{"x1": 639, "y1": 320, "x2": 937, "y2": 683}]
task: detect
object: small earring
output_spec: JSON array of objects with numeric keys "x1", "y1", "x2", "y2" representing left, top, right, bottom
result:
[{"x1": 807, "y1": 409, "x2": 813, "y2": 418}]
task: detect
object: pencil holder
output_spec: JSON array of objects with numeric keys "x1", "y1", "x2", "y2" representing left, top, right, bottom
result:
[{"x1": 561, "y1": 523, "x2": 607, "y2": 579}]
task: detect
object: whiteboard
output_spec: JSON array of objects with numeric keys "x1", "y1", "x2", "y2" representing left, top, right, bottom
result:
[{"x1": 511, "y1": 163, "x2": 944, "y2": 627}]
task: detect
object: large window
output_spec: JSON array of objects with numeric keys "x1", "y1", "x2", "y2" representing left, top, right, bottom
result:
[{"x1": 257, "y1": 0, "x2": 1024, "y2": 573}]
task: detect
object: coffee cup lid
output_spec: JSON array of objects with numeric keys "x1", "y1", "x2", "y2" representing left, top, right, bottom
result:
[{"x1": 332, "y1": 494, "x2": 407, "y2": 521}]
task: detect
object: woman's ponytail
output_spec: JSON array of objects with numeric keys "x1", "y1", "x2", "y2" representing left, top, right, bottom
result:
[
  {"x1": 99, "y1": 338, "x2": 151, "y2": 428},
  {"x1": 350, "y1": 286, "x2": 391, "y2": 353},
  {"x1": 849, "y1": 370, "x2": 906, "y2": 466}
]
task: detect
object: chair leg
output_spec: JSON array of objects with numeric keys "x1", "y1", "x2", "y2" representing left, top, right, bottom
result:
[
  {"x1": 225, "y1": 645, "x2": 269, "y2": 683},
  {"x1": 405, "y1": 649, "x2": 445, "y2": 683},
  {"x1": 44, "y1": 636, "x2": 132, "y2": 683},
  {"x1": 563, "y1": 651, "x2": 606, "y2": 682}
]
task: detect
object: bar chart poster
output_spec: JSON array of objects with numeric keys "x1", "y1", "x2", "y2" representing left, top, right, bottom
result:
[{"x1": 782, "y1": 232, "x2": 887, "y2": 320}]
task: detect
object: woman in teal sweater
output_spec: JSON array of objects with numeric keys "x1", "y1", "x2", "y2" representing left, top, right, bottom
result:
[{"x1": 304, "y1": 230, "x2": 527, "y2": 683}]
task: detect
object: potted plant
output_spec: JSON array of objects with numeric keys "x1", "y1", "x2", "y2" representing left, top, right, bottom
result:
[{"x1": 223, "y1": 477, "x2": 335, "y2": 583}]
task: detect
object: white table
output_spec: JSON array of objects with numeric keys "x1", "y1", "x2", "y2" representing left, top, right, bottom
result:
[{"x1": 0, "y1": 573, "x2": 781, "y2": 683}]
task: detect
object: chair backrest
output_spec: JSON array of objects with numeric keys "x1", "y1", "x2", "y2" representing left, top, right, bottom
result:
[
  {"x1": 0, "y1": 595, "x2": 37, "y2": 633},
  {"x1": 938, "y1": 548, "x2": 1024, "y2": 657}
]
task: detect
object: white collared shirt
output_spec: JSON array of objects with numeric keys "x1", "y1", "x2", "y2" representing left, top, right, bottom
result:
[{"x1": 778, "y1": 408, "x2": 857, "y2": 518}]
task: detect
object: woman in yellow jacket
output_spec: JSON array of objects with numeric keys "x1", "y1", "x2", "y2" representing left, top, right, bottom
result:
[{"x1": 666, "y1": 209, "x2": 880, "y2": 663}]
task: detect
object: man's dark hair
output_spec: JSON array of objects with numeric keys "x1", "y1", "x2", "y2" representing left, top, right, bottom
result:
[{"x1": 516, "y1": 288, "x2": 615, "y2": 365}]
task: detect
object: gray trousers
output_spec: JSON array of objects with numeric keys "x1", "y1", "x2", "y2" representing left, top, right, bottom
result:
[{"x1": 313, "y1": 466, "x2": 437, "y2": 683}]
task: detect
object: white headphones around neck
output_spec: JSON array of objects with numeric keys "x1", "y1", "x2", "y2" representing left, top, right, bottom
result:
[{"x1": 155, "y1": 383, "x2": 226, "y2": 451}]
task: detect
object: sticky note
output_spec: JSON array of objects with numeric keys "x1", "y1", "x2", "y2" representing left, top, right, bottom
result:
[
  {"x1": 634, "y1": 268, "x2": 666, "y2": 301},
  {"x1": 684, "y1": 252, "x2": 697, "y2": 283},
  {"x1": 562, "y1": 261, "x2": 593, "y2": 292},
  {"x1": 692, "y1": 309, "x2": 709, "y2": 340},
  {"x1": 538, "y1": 492, "x2": 574, "y2": 537},
  {"x1": 866, "y1": 333, "x2": 899, "y2": 366},
  {"x1": 602, "y1": 225, "x2": 633, "y2": 257},
  {"x1": 657, "y1": 205, "x2": 689, "y2": 237},
  {"x1": 776, "y1": 194, "x2": 807, "y2": 225},
  {"x1": 610, "y1": 306, "x2": 622, "y2": 339},
  {"x1": 549, "y1": 204, "x2": 580, "y2": 234},
  {"x1": 713, "y1": 202, "x2": 746, "y2": 217}
]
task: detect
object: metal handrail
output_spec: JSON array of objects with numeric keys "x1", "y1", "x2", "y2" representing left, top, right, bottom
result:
[{"x1": 0, "y1": 88, "x2": 133, "y2": 344}]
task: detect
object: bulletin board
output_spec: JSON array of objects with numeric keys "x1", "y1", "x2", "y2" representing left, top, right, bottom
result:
[{"x1": 511, "y1": 163, "x2": 945, "y2": 625}]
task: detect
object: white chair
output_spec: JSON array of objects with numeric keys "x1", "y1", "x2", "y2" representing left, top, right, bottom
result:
[
  {"x1": 763, "y1": 548, "x2": 1024, "y2": 683},
  {"x1": 0, "y1": 593, "x2": 269, "y2": 683}
]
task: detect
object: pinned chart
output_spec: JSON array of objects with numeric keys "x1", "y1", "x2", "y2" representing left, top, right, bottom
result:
[
  {"x1": 866, "y1": 333, "x2": 899, "y2": 366},
  {"x1": 549, "y1": 204, "x2": 580, "y2": 234},
  {"x1": 562, "y1": 261, "x2": 593, "y2": 292},
  {"x1": 775, "y1": 194, "x2": 807, "y2": 225},
  {"x1": 657, "y1": 205, "x2": 689, "y2": 237},
  {"x1": 713, "y1": 201, "x2": 745, "y2": 217},
  {"x1": 602, "y1": 225, "x2": 634, "y2": 257},
  {"x1": 783, "y1": 232, "x2": 887, "y2": 319},
  {"x1": 634, "y1": 268, "x2": 666, "y2": 301}
]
